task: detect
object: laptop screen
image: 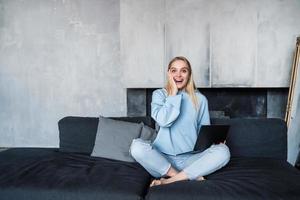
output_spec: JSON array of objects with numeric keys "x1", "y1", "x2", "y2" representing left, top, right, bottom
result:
[{"x1": 193, "y1": 125, "x2": 230, "y2": 152}]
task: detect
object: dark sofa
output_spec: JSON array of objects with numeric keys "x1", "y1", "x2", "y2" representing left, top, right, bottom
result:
[{"x1": 0, "y1": 116, "x2": 300, "y2": 200}]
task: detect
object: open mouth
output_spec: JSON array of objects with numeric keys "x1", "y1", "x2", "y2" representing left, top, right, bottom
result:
[{"x1": 174, "y1": 79, "x2": 184, "y2": 84}]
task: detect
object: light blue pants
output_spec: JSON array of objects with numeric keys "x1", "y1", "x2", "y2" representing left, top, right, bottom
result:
[{"x1": 129, "y1": 138, "x2": 230, "y2": 180}]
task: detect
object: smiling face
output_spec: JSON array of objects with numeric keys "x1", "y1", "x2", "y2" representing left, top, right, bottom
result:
[{"x1": 169, "y1": 60, "x2": 190, "y2": 90}]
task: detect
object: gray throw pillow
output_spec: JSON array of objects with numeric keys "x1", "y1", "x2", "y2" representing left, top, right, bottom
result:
[
  {"x1": 140, "y1": 122, "x2": 157, "y2": 143},
  {"x1": 91, "y1": 116, "x2": 143, "y2": 162}
]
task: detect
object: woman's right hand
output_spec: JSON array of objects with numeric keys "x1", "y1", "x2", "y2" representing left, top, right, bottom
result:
[{"x1": 168, "y1": 70, "x2": 178, "y2": 96}]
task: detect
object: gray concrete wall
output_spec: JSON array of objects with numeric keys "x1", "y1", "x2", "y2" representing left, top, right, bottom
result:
[
  {"x1": 120, "y1": 0, "x2": 165, "y2": 88},
  {"x1": 0, "y1": 0, "x2": 125, "y2": 147},
  {"x1": 165, "y1": 0, "x2": 211, "y2": 87},
  {"x1": 0, "y1": 0, "x2": 299, "y2": 162},
  {"x1": 122, "y1": 0, "x2": 300, "y2": 88}
]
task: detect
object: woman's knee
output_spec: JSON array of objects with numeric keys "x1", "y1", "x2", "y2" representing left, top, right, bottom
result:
[
  {"x1": 129, "y1": 138, "x2": 151, "y2": 160},
  {"x1": 210, "y1": 143, "x2": 231, "y2": 165}
]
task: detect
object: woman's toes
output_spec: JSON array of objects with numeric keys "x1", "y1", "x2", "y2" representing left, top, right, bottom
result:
[
  {"x1": 150, "y1": 180, "x2": 155, "y2": 187},
  {"x1": 150, "y1": 179, "x2": 162, "y2": 187}
]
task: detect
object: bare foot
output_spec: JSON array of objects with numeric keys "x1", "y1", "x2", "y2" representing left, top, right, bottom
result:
[
  {"x1": 150, "y1": 176, "x2": 205, "y2": 187},
  {"x1": 150, "y1": 172, "x2": 206, "y2": 187},
  {"x1": 159, "y1": 177, "x2": 175, "y2": 185},
  {"x1": 150, "y1": 179, "x2": 163, "y2": 187},
  {"x1": 166, "y1": 167, "x2": 178, "y2": 178},
  {"x1": 149, "y1": 177, "x2": 176, "y2": 187}
]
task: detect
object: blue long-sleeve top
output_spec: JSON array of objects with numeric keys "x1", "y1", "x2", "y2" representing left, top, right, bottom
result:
[{"x1": 151, "y1": 88, "x2": 210, "y2": 155}]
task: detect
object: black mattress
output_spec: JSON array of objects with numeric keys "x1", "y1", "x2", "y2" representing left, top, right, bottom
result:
[
  {"x1": 146, "y1": 157, "x2": 300, "y2": 200},
  {"x1": 0, "y1": 148, "x2": 151, "y2": 200}
]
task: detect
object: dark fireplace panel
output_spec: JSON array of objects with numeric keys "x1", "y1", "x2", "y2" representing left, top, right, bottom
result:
[
  {"x1": 200, "y1": 88, "x2": 267, "y2": 118},
  {"x1": 127, "y1": 88, "x2": 288, "y2": 119}
]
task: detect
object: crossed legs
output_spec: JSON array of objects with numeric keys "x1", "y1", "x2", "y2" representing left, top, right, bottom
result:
[{"x1": 130, "y1": 139, "x2": 230, "y2": 187}]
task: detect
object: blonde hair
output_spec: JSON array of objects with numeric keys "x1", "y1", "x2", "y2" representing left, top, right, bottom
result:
[{"x1": 165, "y1": 56, "x2": 199, "y2": 111}]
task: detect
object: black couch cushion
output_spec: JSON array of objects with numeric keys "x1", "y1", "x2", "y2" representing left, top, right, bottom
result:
[
  {"x1": 0, "y1": 148, "x2": 151, "y2": 200},
  {"x1": 146, "y1": 157, "x2": 300, "y2": 200},
  {"x1": 58, "y1": 116, "x2": 155, "y2": 154},
  {"x1": 211, "y1": 118, "x2": 287, "y2": 160},
  {"x1": 58, "y1": 117, "x2": 99, "y2": 154}
]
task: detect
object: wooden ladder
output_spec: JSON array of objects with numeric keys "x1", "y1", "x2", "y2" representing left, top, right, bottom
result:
[{"x1": 285, "y1": 37, "x2": 300, "y2": 127}]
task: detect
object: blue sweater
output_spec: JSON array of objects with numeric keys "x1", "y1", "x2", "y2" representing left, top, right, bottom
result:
[{"x1": 151, "y1": 88, "x2": 210, "y2": 155}]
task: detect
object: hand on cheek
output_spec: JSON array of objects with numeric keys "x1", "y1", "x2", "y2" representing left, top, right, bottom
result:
[{"x1": 168, "y1": 70, "x2": 178, "y2": 96}]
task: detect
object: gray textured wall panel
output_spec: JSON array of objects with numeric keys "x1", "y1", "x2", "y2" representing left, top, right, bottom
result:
[
  {"x1": 165, "y1": 0, "x2": 210, "y2": 87},
  {"x1": 211, "y1": 0, "x2": 257, "y2": 87},
  {"x1": 121, "y1": 0, "x2": 300, "y2": 88},
  {"x1": 121, "y1": 0, "x2": 165, "y2": 88},
  {"x1": 257, "y1": 0, "x2": 300, "y2": 87},
  {"x1": 0, "y1": 0, "x2": 125, "y2": 147}
]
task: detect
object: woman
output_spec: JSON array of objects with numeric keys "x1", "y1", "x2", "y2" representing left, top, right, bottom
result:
[{"x1": 130, "y1": 56, "x2": 230, "y2": 186}]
